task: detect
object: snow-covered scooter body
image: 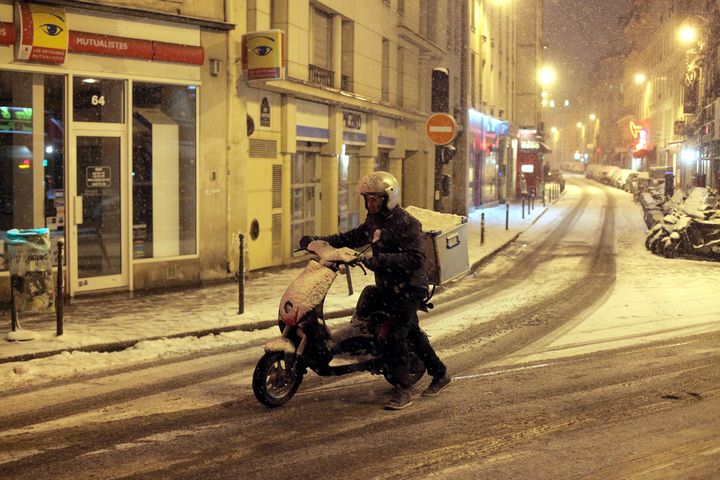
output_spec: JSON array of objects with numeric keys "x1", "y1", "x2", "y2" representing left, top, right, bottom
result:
[{"x1": 252, "y1": 239, "x2": 427, "y2": 407}]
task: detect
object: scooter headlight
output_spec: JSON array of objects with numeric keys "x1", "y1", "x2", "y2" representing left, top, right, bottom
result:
[{"x1": 284, "y1": 301, "x2": 294, "y2": 314}]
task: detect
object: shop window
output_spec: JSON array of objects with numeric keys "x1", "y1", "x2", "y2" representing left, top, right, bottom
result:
[
  {"x1": 0, "y1": 71, "x2": 65, "y2": 271},
  {"x1": 338, "y1": 145, "x2": 359, "y2": 232},
  {"x1": 291, "y1": 152, "x2": 320, "y2": 251},
  {"x1": 131, "y1": 83, "x2": 197, "y2": 259},
  {"x1": 73, "y1": 77, "x2": 124, "y2": 123}
]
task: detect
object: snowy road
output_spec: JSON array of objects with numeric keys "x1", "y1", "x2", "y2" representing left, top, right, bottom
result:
[{"x1": 0, "y1": 177, "x2": 719, "y2": 479}]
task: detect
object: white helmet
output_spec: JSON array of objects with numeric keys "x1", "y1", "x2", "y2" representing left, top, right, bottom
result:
[{"x1": 358, "y1": 171, "x2": 400, "y2": 210}]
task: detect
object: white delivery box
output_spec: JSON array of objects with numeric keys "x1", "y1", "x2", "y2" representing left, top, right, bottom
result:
[{"x1": 406, "y1": 206, "x2": 470, "y2": 285}]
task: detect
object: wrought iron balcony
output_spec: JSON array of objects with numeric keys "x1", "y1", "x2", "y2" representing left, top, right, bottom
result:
[
  {"x1": 309, "y1": 64, "x2": 334, "y2": 88},
  {"x1": 308, "y1": 64, "x2": 352, "y2": 92}
]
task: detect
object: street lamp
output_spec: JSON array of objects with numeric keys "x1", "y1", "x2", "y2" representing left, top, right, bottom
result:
[
  {"x1": 589, "y1": 113, "x2": 597, "y2": 121},
  {"x1": 538, "y1": 66, "x2": 556, "y2": 88},
  {"x1": 678, "y1": 24, "x2": 698, "y2": 45},
  {"x1": 634, "y1": 72, "x2": 647, "y2": 85},
  {"x1": 576, "y1": 122, "x2": 583, "y2": 129}
]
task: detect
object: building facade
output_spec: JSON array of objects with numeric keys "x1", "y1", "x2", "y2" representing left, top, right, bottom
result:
[
  {"x1": 0, "y1": 0, "x2": 542, "y2": 302},
  {"x1": 556, "y1": 0, "x2": 718, "y2": 195}
]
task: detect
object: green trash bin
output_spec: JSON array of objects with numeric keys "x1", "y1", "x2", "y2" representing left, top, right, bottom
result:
[{"x1": 6, "y1": 228, "x2": 55, "y2": 313}]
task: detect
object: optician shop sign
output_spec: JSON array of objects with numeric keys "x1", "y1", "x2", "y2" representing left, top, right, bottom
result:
[
  {"x1": 0, "y1": 2, "x2": 204, "y2": 66},
  {"x1": 15, "y1": 3, "x2": 68, "y2": 64}
]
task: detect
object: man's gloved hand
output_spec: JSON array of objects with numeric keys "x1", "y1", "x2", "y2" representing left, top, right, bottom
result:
[{"x1": 299, "y1": 235, "x2": 316, "y2": 250}]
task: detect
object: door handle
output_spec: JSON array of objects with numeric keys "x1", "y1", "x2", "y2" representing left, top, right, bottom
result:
[{"x1": 74, "y1": 196, "x2": 84, "y2": 225}]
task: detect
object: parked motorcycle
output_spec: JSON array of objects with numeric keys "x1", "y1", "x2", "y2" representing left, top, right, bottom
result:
[{"x1": 252, "y1": 238, "x2": 429, "y2": 407}]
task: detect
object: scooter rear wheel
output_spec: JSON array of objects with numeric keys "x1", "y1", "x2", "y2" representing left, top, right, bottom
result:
[{"x1": 253, "y1": 351, "x2": 303, "y2": 407}]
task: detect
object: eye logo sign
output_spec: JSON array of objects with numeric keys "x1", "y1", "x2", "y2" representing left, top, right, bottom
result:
[
  {"x1": 242, "y1": 30, "x2": 286, "y2": 81},
  {"x1": 15, "y1": 3, "x2": 68, "y2": 64}
]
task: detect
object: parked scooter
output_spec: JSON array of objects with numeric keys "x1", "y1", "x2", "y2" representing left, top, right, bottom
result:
[
  {"x1": 662, "y1": 212, "x2": 720, "y2": 259},
  {"x1": 252, "y1": 238, "x2": 430, "y2": 407},
  {"x1": 645, "y1": 211, "x2": 680, "y2": 253}
]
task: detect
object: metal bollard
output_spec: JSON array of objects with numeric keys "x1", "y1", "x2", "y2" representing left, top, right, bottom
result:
[
  {"x1": 481, "y1": 212, "x2": 485, "y2": 245},
  {"x1": 56, "y1": 240, "x2": 64, "y2": 336},
  {"x1": 522, "y1": 198, "x2": 525, "y2": 219},
  {"x1": 238, "y1": 233, "x2": 245, "y2": 315},
  {"x1": 9, "y1": 280, "x2": 17, "y2": 332},
  {"x1": 531, "y1": 194, "x2": 535, "y2": 211},
  {"x1": 505, "y1": 202, "x2": 509, "y2": 230}
]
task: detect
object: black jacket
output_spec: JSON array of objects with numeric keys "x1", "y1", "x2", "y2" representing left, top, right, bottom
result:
[{"x1": 320, "y1": 206, "x2": 428, "y2": 293}]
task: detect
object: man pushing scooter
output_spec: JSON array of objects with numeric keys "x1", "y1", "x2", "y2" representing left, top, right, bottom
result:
[{"x1": 300, "y1": 171, "x2": 451, "y2": 410}]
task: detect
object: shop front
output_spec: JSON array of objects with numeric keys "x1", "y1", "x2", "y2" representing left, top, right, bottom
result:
[
  {"x1": 0, "y1": 1, "x2": 229, "y2": 299},
  {"x1": 467, "y1": 109, "x2": 509, "y2": 208},
  {"x1": 515, "y1": 128, "x2": 548, "y2": 198}
]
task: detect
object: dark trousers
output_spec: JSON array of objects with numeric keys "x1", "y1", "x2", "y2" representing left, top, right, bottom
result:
[{"x1": 356, "y1": 286, "x2": 446, "y2": 388}]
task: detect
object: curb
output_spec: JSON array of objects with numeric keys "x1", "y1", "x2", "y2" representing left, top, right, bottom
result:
[{"x1": 1, "y1": 205, "x2": 555, "y2": 364}]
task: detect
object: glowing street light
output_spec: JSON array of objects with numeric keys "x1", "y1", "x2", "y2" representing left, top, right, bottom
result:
[
  {"x1": 538, "y1": 66, "x2": 556, "y2": 87},
  {"x1": 550, "y1": 126, "x2": 558, "y2": 134},
  {"x1": 589, "y1": 113, "x2": 597, "y2": 121},
  {"x1": 576, "y1": 122, "x2": 583, "y2": 129},
  {"x1": 678, "y1": 24, "x2": 698, "y2": 45},
  {"x1": 634, "y1": 73, "x2": 647, "y2": 85}
]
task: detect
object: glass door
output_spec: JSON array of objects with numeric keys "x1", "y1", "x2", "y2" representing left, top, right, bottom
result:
[{"x1": 69, "y1": 132, "x2": 128, "y2": 292}]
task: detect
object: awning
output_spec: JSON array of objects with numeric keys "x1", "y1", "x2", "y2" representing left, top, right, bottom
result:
[
  {"x1": 633, "y1": 148, "x2": 651, "y2": 158},
  {"x1": 539, "y1": 142, "x2": 552, "y2": 153}
]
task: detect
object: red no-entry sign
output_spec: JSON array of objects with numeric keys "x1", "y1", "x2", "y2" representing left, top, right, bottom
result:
[{"x1": 425, "y1": 113, "x2": 458, "y2": 145}]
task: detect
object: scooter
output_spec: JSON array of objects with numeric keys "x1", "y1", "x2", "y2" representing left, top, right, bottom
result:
[
  {"x1": 662, "y1": 212, "x2": 720, "y2": 259},
  {"x1": 252, "y1": 238, "x2": 430, "y2": 408}
]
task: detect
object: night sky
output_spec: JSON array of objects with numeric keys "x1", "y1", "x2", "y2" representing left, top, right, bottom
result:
[{"x1": 543, "y1": 0, "x2": 633, "y2": 99}]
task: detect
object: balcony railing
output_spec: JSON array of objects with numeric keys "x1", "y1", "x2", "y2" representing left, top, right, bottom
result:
[
  {"x1": 309, "y1": 64, "x2": 334, "y2": 88},
  {"x1": 309, "y1": 64, "x2": 352, "y2": 92}
]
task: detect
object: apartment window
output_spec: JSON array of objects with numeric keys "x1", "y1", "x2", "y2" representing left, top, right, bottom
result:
[
  {"x1": 398, "y1": 0, "x2": 405, "y2": 15},
  {"x1": 132, "y1": 83, "x2": 197, "y2": 258},
  {"x1": 341, "y1": 20, "x2": 355, "y2": 92},
  {"x1": 382, "y1": 38, "x2": 390, "y2": 102},
  {"x1": 312, "y1": 8, "x2": 332, "y2": 69},
  {"x1": 397, "y1": 47, "x2": 405, "y2": 107},
  {"x1": 420, "y1": 0, "x2": 429, "y2": 38},
  {"x1": 471, "y1": 52, "x2": 477, "y2": 107}
]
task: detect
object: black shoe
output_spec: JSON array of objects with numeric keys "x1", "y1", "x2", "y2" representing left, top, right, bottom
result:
[
  {"x1": 384, "y1": 388, "x2": 412, "y2": 410},
  {"x1": 422, "y1": 372, "x2": 452, "y2": 397}
]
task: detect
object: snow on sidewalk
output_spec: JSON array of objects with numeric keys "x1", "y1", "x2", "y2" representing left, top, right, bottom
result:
[{"x1": 0, "y1": 196, "x2": 552, "y2": 389}]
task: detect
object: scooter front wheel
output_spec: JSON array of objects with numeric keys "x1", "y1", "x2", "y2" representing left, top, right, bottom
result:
[{"x1": 253, "y1": 351, "x2": 303, "y2": 407}]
